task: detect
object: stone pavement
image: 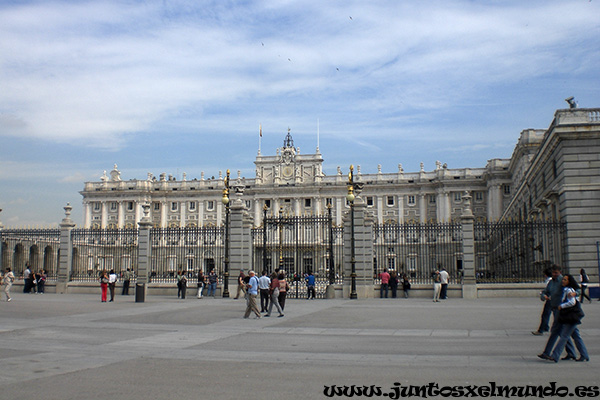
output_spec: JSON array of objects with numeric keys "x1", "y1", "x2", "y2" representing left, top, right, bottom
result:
[{"x1": 0, "y1": 292, "x2": 598, "y2": 400}]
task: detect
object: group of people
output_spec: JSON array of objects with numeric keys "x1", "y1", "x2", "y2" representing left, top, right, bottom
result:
[
  {"x1": 432, "y1": 267, "x2": 450, "y2": 302},
  {"x1": 176, "y1": 269, "x2": 218, "y2": 299},
  {"x1": 0, "y1": 264, "x2": 46, "y2": 302},
  {"x1": 98, "y1": 268, "x2": 134, "y2": 302},
  {"x1": 534, "y1": 265, "x2": 589, "y2": 362},
  {"x1": 21, "y1": 264, "x2": 47, "y2": 295},
  {"x1": 379, "y1": 268, "x2": 412, "y2": 299},
  {"x1": 242, "y1": 269, "x2": 289, "y2": 319}
]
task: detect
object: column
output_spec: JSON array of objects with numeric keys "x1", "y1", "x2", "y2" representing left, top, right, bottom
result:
[
  {"x1": 294, "y1": 198, "x2": 301, "y2": 217},
  {"x1": 118, "y1": 201, "x2": 125, "y2": 229},
  {"x1": 136, "y1": 204, "x2": 152, "y2": 303},
  {"x1": 57, "y1": 204, "x2": 76, "y2": 294},
  {"x1": 461, "y1": 193, "x2": 477, "y2": 299},
  {"x1": 216, "y1": 201, "x2": 223, "y2": 226},
  {"x1": 101, "y1": 201, "x2": 108, "y2": 229},
  {"x1": 160, "y1": 201, "x2": 167, "y2": 228},
  {"x1": 376, "y1": 196, "x2": 383, "y2": 224},
  {"x1": 83, "y1": 202, "x2": 92, "y2": 229},
  {"x1": 180, "y1": 201, "x2": 187, "y2": 227},
  {"x1": 335, "y1": 197, "x2": 343, "y2": 226},
  {"x1": 397, "y1": 194, "x2": 404, "y2": 223},
  {"x1": 342, "y1": 195, "x2": 374, "y2": 298},
  {"x1": 418, "y1": 194, "x2": 427, "y2": 223},
  {"x1": 314, "y1": 196, "x2": 321, "y2": 216}
]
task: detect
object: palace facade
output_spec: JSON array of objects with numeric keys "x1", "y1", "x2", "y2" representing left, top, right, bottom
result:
[{"x1": 81, "y1": 131, "x2": 514, "y2": 229}]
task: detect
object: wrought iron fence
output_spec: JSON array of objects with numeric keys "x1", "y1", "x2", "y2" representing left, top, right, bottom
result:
[
  {"x1": 149, "y1": 226, "x2": 224, "y2": 283},
  {"x1": 71, "y1": 229, "x2": 139, "y2": 281},
  {"x1": 373, "y1": 222, "x2": 463, "y2": 285},
  {"x1": 0, "y1": 229, "x2": 61, "y2": 279},
  {"x1": 474, "y1": 220, "x2": 566, "y2": 283},
  {"x1": 251, "y1": 214, "x2": 344, "y2": 299}
]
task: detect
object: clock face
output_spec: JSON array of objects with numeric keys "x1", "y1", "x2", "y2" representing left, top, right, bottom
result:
[{"x1": 282, "y1": 166, "x2": 293, "y2": 178}]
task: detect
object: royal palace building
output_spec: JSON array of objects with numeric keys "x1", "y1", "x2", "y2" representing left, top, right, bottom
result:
[
  {"x1": 79, "y1": 107, "x2": 600, "y2": 281},
  {"x1": 81, "y1": 130, "x2": 512, "y2": 230}
]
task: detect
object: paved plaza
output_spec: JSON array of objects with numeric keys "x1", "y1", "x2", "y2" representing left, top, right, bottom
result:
[{"x1": 0, "y1": 292, "x2": 598, "y2": 399}]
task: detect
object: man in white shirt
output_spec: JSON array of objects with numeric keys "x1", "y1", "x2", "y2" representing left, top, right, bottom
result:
[
  {"x1": 108, "y1": 270, "x2": 118, "y2": 302},
  {"x1": 439, "y1": 267, "x2": 449, "y2": 300},
  {"x1": 258, "y1": 271, "x2": 271, "y2": 313}
]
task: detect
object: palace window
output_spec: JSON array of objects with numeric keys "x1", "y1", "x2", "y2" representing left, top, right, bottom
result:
[
  {"x1": 454, "y1": 192, "x2": 462, "y2": 202},
  {"x1": 407, "y1": 195, "x2": 416, "y2": 205},
  {"x1": 387, "y1": 196, "x2": 395, "y2": 206},
  {"x1": 207, "y1": 201, "x2": 215, "y2": 211},
  {"x1": 171, "y1": 202, "x2": 178, "y2": 212},
  {"x1": 366, "y1": 197, "x2": 374, "y2": 207},
  {"x1": 189, "y1": 202, "x2": 196, "y2": 211}
]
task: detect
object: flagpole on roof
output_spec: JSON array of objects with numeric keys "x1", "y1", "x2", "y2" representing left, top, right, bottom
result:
[{"x1": 258, "y1": 123, "x2": 262, "y2": 155}]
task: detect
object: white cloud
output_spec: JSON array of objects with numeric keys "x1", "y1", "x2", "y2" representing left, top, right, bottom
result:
[{"x1": 1, "y1": 0, "x2": 598, "y2": 147}]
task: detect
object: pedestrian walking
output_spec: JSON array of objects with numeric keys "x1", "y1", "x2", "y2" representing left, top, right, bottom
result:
[
  {"x1": 266, "y1": 272, "x2": 284, "y2": 318},
  {"x1": 258, "y1": 270, "x2": 271, "y2": 312},
  {"x1": 243, "y1": 271, "x2": 262, "y2": 319},
  {"x1": 2, "y1": 267, "x2": 15, "y2": 302}
]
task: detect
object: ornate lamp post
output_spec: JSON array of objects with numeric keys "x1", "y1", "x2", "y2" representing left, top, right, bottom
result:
[
  {"x1": 221, "y1": 169, "x2": 230, "y2": 298},
  {"x1": 347, "y1": 165, "x2": 358, "y2": 299},
  {"x1": 263, "y1": 204, "x2": 268, "y2": 272},
  {"x1": 278, "y1": 206, "x2": 284, "y2": 271},
  {"x1": 327, "y1": 203, "x2": 335, "y2": 285}
]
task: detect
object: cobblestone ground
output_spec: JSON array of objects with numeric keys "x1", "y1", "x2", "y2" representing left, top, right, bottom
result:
[{"x1": 0, "y1": 293, "x2": 598, "y2": 400}]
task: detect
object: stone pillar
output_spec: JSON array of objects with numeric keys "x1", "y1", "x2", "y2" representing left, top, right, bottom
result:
[
  {"x1": 343, "y1": 196, "x2": 374, "y2": 298},
  {"x1": 461, "y1": 192, "x2": 477, "y2": 299},
  {"x1": 56, "y1": 203, "x2": 76, "y2": 294},
  {"x1": 229, "y1": 188, "x2": 252, "y2": 296},
  {"x1": 136, "y1": 203, "x2": 152, "y2": 302}
]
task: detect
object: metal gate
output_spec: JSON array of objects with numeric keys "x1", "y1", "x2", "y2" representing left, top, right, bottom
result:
[
  {"x1": 373, "y1": 222, "x2": 463, "y2": 284},
  {"x1": 251, "y1": 210, "x2": 344, "y2": 299}
]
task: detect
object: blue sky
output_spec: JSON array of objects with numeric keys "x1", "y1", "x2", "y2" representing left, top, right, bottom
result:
[{"x1": 1, "y1": 0, "x2": 599, "y2": 227}]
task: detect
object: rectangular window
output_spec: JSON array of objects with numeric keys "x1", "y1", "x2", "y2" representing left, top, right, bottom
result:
[
  {"x1": 475, "y1": 192, "x2": 483, "y2": 202},
  {"x1": 504, "y1": 185, "x2": 511, "y2": 195},
  {"x1": 366, "y1": 197, "x2": 374, "y2": 206},
  {"x1": 245, "y1": 200, "x2": 252, "y2": 209},
  {"x1": 407, "y1": 195, "x2": 416, "y2": 205},
  {"x1": 127, "y1": 202, "x2": 134, "y2": 211},
  {"x1": 387, "y1": 196, "x2": 394, "y2": 206},
  {"x1": 326, "y1": 198, "x2": 333, "y2": 206},
  {"x1": 154, "y1": 203, "x2": 160, "y2": 211},
  {"x1": 189, "y1": 202, "x2": 196, "y2": 211},
  {"x1": 305, "y1": 198, "x2": 311, "y2": 208},
  {"x1": 264, "y1": 199, "x2": 271, "y2": 209},
  {"x1": 454, "y1": 193, "x2": 462, "y2": 202},
  {"x1": 429, "y1": 195, "x2": 436, "y2": 204},
  {"x1": 110, "y1": 202, "x2": 117, "y2": 211},
  {"x1": 207, "y1": 201, "x2": 215, "y2": 211},
  {"x1": 171, "y1": 202, "x2": 178, "y2": 211},
  {"x1": 94, "y1": 202, "x2": 101, "y2": 211}
]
